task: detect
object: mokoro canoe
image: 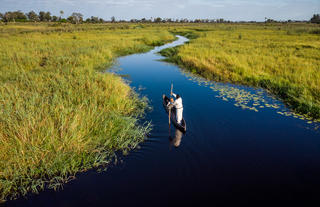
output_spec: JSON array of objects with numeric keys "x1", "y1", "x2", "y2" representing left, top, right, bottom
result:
[{"x1": 162, "y1": 94, "x2": 186, "y2": 133}]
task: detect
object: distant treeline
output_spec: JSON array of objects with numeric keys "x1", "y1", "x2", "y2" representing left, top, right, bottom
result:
[{"x1": 0, "y1": 10, "x2": 319, "y2": 24}]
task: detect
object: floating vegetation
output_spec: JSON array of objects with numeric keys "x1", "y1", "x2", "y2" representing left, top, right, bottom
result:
[
  {"x1": 138, "y1": 85, "x2": 147, "y2": 91},
  {"x1": 183, "y1": 71, "x2": 320, "y2": 131},
  {"x1": 170, "y1": 25, "x2": 320, "y2": 122}
]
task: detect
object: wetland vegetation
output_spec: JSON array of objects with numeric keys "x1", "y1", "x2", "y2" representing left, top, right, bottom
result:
[
  {"x1": 0, "y1": 23, "x2": 175, "y2": 202},
  {"x1": 161, "y1": 23, "x2": 320, "y2": 121},
  {"x1": 1, "y1": 20, "x2": 320, "y2": 202}
]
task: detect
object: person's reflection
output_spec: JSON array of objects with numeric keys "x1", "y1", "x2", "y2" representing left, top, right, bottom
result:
[{"x1": 169, "y1": 129, "x2": 183, "y2": 148}]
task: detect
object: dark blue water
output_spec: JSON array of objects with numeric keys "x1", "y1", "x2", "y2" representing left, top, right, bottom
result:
[{"x1": 8, "y1": 36, "x2": 320, "y2": 207}]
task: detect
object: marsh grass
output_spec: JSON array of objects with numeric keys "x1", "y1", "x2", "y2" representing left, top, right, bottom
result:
[
  {"x1": 0, "y1": 23, "x2": 174, "y2": 201},
  {"x1": 161, "y1": 23, "x2": 320, "y2": 121}
]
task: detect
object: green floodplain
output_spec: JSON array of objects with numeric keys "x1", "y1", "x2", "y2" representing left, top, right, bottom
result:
[{"x1": 0, "y1": 22, "x2": 319, "y2": 201}]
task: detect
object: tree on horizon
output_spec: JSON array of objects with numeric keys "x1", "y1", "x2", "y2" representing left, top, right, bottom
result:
[
  {"x1": 27, "y1": 11, "x2": 39, "y2": 22},
  {"x1": 70, "y1": 12, "x2": 83, "y2": 24},
  {"x1": 60, "y1": 10, "x2": 64, "y2": 20},
  {"x1": 310, "y1": 14, "x2": 320, "y2": 24}
]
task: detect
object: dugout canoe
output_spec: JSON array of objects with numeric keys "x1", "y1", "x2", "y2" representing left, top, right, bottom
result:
[{"x1": 162, "y1": 94, "x2": 186, "y2": 133}]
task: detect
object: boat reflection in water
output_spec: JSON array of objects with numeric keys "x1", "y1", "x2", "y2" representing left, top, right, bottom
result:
[{"x1": 169, "y1": 128, "x2": 184, "y2": 148}]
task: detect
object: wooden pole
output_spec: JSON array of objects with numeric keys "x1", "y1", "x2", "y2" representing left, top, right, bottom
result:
[
  {"x1": 169, "y1": 83, "x2": 173, "y2": 126},
  {"x1": 168, "y1": 108, "x2": 171, "y2": 125}
]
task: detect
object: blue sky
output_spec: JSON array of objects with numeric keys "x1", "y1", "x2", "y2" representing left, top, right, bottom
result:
[{"x1": 0, "y1": 0, "x2": 319, "y2": 21}]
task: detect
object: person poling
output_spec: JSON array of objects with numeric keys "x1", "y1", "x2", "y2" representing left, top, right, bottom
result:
[
  {"x1": 162, "y1": 84, "x2": 186, "y2": 133},
  {"x1": 169, "y1": 91, "x2": 183, "y2": 124}
]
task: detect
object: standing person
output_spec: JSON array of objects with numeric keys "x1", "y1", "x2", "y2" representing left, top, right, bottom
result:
[{"x1": 171, "y1": 91, "x2": 183, "y2": 124}]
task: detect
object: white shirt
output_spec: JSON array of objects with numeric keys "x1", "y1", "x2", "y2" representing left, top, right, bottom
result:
[{"x1": 172, "y1": 93, "x2": 183, "y2": 109}]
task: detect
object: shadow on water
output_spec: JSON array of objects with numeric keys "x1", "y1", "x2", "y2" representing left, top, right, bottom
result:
[{"x1": 7, "y1": 36, "x2": 320, "y2": 207}]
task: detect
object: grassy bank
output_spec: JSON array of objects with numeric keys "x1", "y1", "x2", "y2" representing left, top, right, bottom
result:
[
  {"x1": 161, "y1": 24, "x2": 320, "y2": 121},
  {"x1": 0, "y1": 23, "x2": 175, "y2": 201}
]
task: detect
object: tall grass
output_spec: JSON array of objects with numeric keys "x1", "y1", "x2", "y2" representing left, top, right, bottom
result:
[
  {"x1": 161, "y1": 24, "x2": 320, "y2": 120},
  {"x1": 0, "y1": 23, "x2": 175, "y2": 201}
]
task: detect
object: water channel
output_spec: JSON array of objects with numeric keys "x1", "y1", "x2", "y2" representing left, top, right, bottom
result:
[{"x1": 8, "y1": 36, "x2": 320, "y2": 207}]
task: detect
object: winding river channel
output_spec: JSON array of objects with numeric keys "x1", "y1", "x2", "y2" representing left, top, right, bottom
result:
[{"x1": 8, "y1": 36, "x2": 320, "y2": 206}]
